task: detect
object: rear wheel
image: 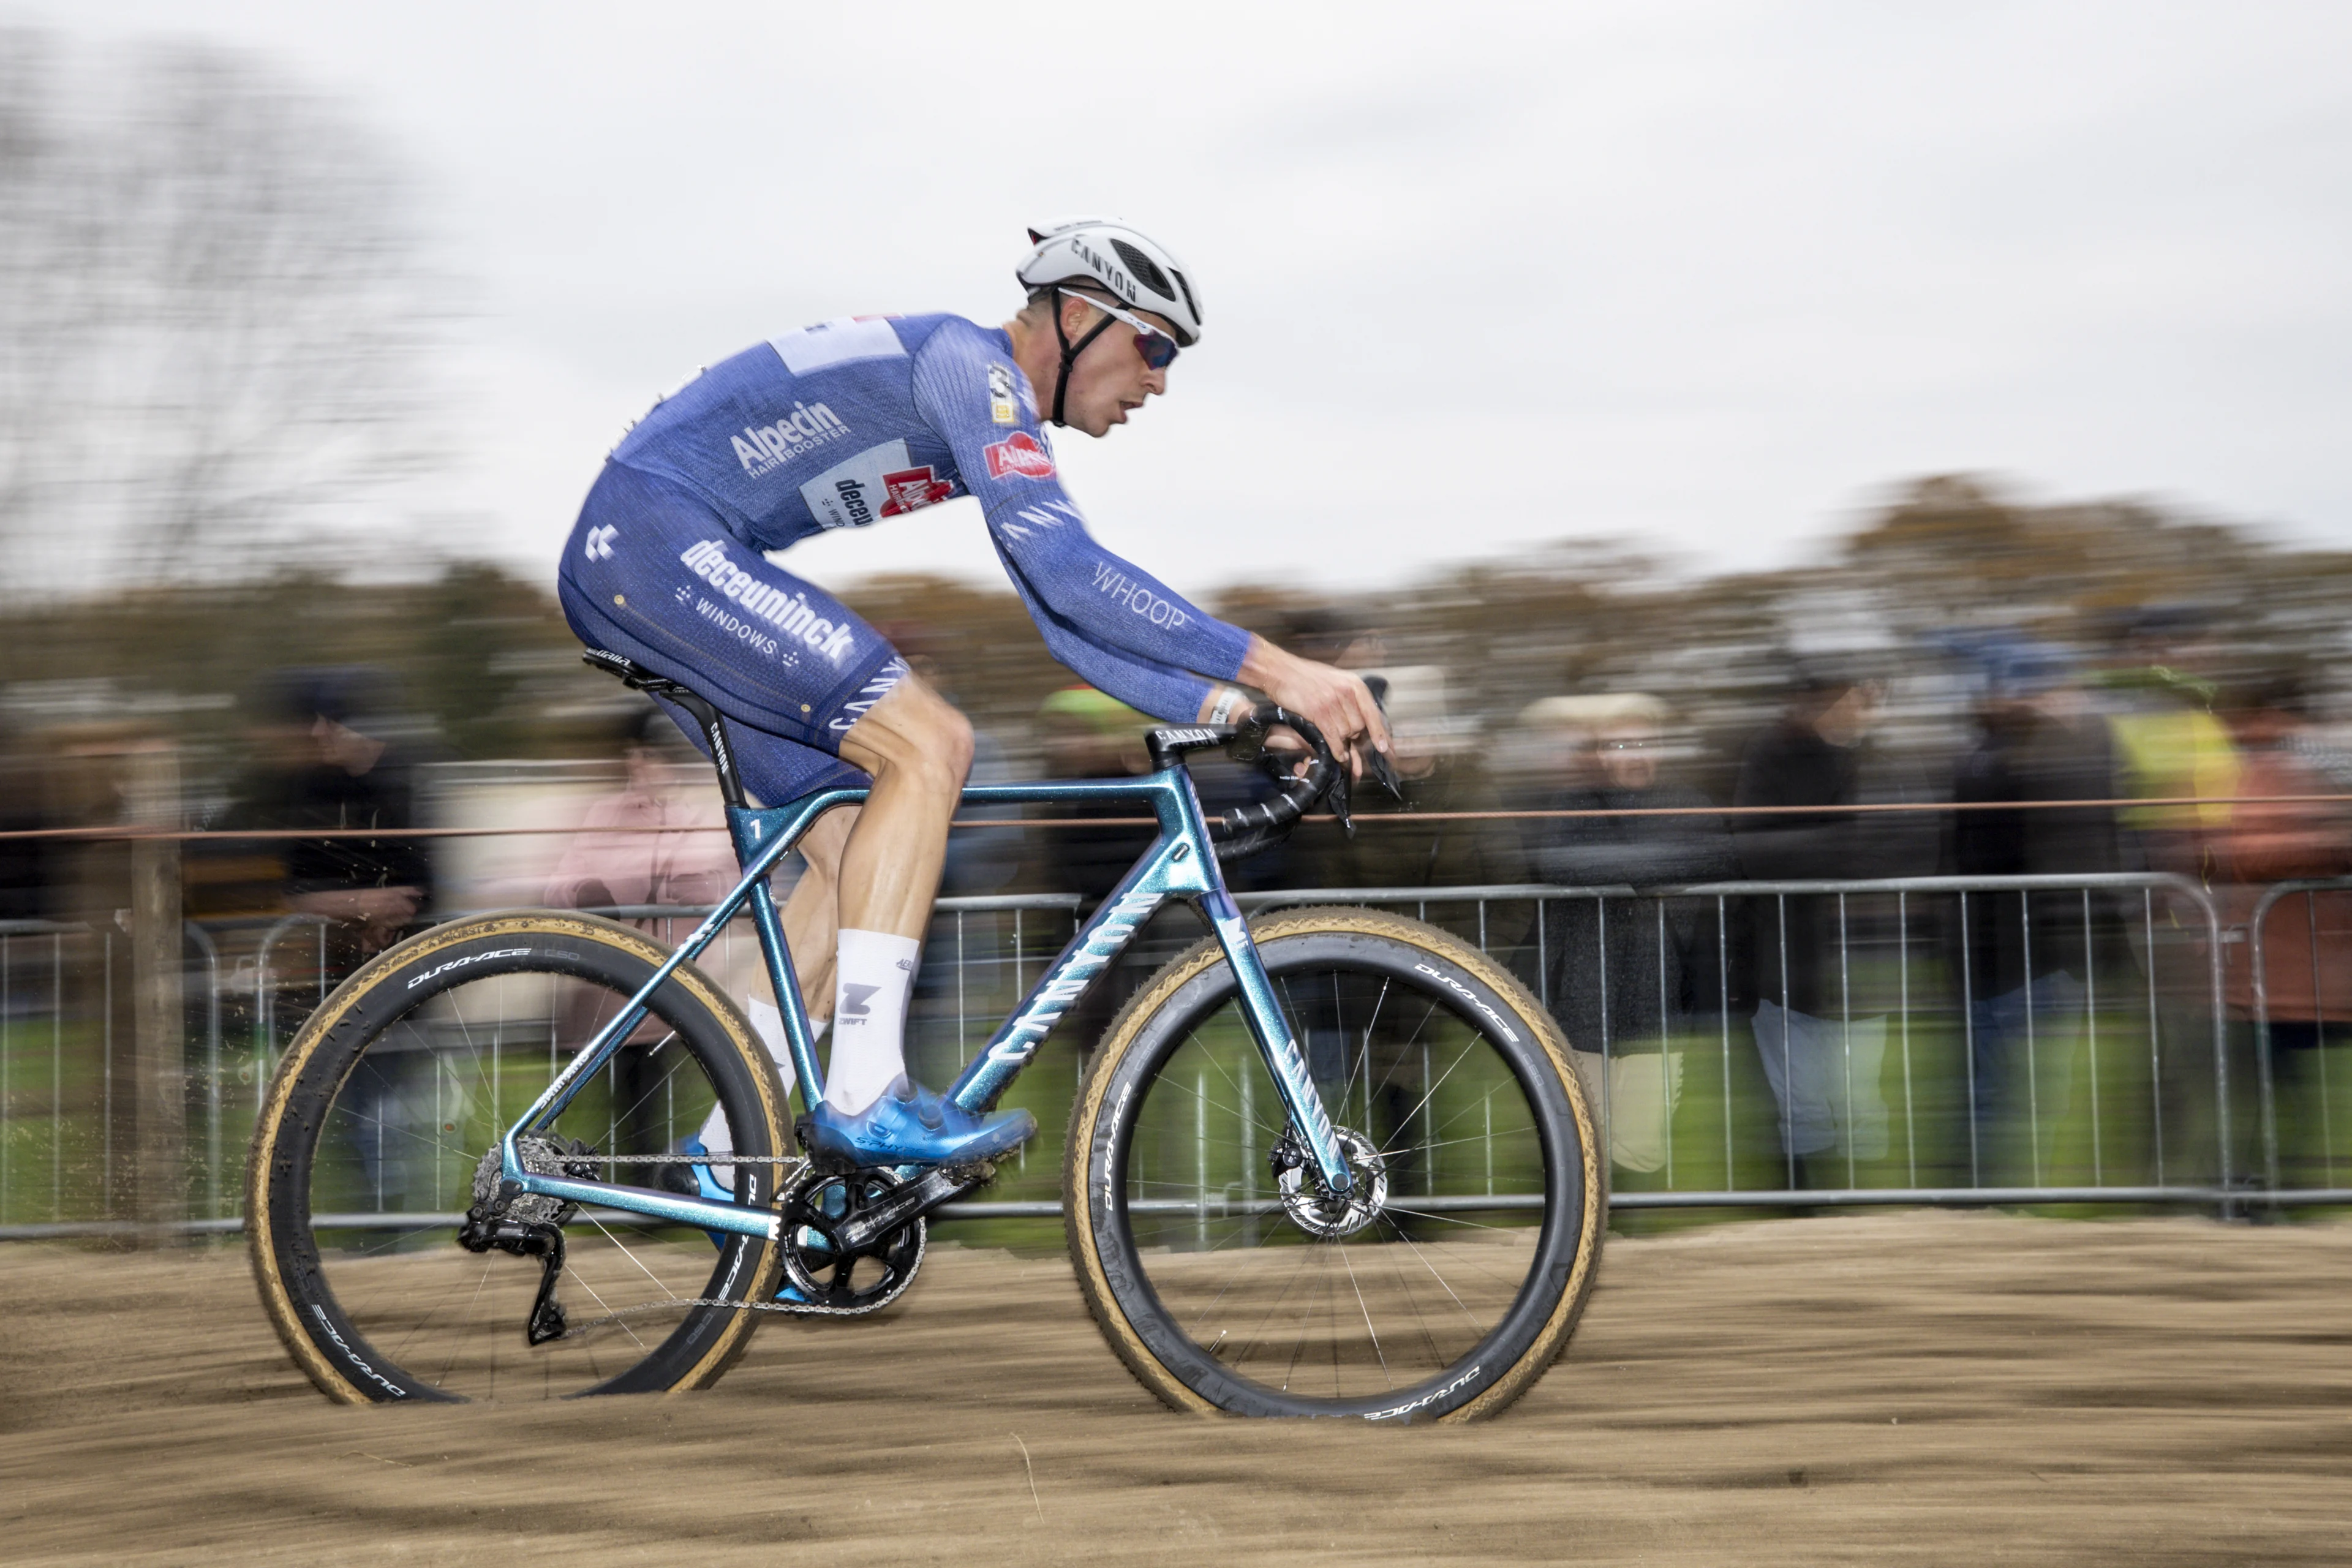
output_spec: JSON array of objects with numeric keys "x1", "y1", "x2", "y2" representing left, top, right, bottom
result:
[
  {"x1": 246, "y1": 911, "x2": 790, "y2": 1403},
  {"x1": 1065, "y1": 907, "x2": 1604, "y2": 1422}
]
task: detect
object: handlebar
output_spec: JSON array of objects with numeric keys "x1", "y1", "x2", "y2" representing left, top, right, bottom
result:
[
  {"x1": 1145, "y1": 704, "x2": 1398, "y2": 864},
  {"x1": 1216, "y1": 706, "x2": 1344, "y2": 862}
]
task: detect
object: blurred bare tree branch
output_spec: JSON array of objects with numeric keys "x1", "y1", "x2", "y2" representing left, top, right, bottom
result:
[{"x1": 0, "y1": 28, "x2": 443, "y2": 586}]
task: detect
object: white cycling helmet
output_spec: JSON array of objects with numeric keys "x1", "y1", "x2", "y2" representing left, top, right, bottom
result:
[{"x1": 1016, "y1": 217, "x2": 1203, "y2": 347}]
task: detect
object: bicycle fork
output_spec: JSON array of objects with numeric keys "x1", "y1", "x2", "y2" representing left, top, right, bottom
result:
[{"x1": 1196, "y1": 887, "x2": 1354, "y2": 1196}]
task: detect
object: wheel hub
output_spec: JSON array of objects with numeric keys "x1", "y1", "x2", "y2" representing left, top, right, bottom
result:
[{"x1": 1273, "y1": 1126, "x2": 1389, "y2": 1238}]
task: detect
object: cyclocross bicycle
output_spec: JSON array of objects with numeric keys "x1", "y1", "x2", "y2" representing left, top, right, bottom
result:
[{"x1": 247, "y1": 650, "x2": 1604, "y2": 1422}]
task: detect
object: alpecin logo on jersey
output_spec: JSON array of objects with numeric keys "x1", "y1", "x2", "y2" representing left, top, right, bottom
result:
[
  {"x1": 982, "y1": 431, "x2": 1055, "y2": 481},
  {"x1": 731, "y1": 401, "x2": 848, "y2": 478},
  {"x1": 881, "y1": 467, "x2": 952, "y2": 516},
  {"x1": 677, "y1": 538, "x2": 858, "y2": 666}
]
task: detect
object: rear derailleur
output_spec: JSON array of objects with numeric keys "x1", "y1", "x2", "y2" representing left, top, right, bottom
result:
[{"x1": 461, "y1": 1136, "x2": 598, "y2": 1346}]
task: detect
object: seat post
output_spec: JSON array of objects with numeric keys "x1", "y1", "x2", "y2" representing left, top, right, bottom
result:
[
  {"x1": 666, "y1": 689, "x2": 748, "y2": 811},
  {"x1": 580, "y1": 649, "x2": 748, "y2": 810}
]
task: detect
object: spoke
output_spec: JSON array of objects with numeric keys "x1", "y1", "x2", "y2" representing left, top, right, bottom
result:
[
  {"x1": 1189, "y1": 1038, "x2": 1261, "y2": 1133},
  {"x1": 1362, "y1": 999, "x2": 1447, "y2": 1110},
  {"x1": 1373, "y1": 1128, "x2": 1528, "y2": 1162},
  {"x1": 1145, "y1": 1073, "x2": 1253, "y2": 1129},
  {"x1": 601, "y1": 1033, "x2": 689, "y2": 1137},
  {"x1": 327, "y1": 1104, "x2": 474, "y2": 1161},
  {"x1": 1382, "y1": 1226, "x2": 1451, "y2": 1371},
  {"x1": 563, "y1": 1270, "x2": 648, "y2": 1353},
  {"x1": 382, "y1": 1254, "x2": 492, "y2": 1362},
  {"x1": 582, "y1": 1213, "x2": 684, "y2": 1302},
  {"x1": 1383, "y1": 1216, "x2": 1488, "y2": 1335},
  {"x1": 1333, "y1": 1242, "x2": 1390, "y2": 1389},
  {"x1": 1374, "y1": 1204, "x2": 1526, "y2": 1234},
  {"x1": 1387, "y1": 1041, "x2": 1480, "y2": 1153},
  {"x1": 1225, "y1": 1240, "x2": 1318, "y2": 1378},
  {"x1": 1281, "y1": 1258, "x2": 1328, "y2": 1393},
  {"x1": 433, "y1": 1259, "x2": 502, "y2": 1389}
]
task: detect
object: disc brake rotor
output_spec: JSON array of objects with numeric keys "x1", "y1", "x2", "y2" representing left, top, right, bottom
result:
[{"x1": 1274, "y1": 1127, "x2": 1389, "y2": 1239}]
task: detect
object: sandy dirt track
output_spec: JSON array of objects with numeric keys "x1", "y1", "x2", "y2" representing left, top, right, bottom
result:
[{"x1": 3, "y1": 1213, "x2": 2349, "y2": 1565}]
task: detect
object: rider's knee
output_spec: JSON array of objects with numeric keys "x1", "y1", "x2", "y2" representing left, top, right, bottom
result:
[
  {"x1": 909, "y1": 698, "x2": 975, "y2": 794},
  {"x1": 861, "y1": 680, "x2": 973, "y2": 796}
]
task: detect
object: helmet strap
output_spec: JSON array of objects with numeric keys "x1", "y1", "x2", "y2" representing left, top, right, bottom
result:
[{"x1": 1048, "y1": 287, "x2": 1118, "y2": 428}]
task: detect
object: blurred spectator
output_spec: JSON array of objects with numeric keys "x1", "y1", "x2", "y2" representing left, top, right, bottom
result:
[
  {"x1": 1516, "y1": 693, "x2": 1736, "y2": 1174},
  {"x1": 1022, "y1": 685, "x2": 1169, "y2": 1060},
  {"x1": 0, "y1": 715, "x2": 58, "y2": 923},
  {"x1": 545, "y1": 704, "x2": 785, "y2": 1176},
  {"x1": 1732, "y1": 666, "x2": 1936, "y2": 1183},
  {"x1": 1031, "y1": 685, "x2": 1156, "y2": 905},
  {"x1": 1284, "y1": 663, "x2": 1519, "y2": 899},
  {"x1": 200, "y1": 668, "x2": 432, "y2": 965},
  {"x1": 2093, "y1": 609, "x2": 2244, "y2": 1181},
  {"x1": 2214, "y1": 677, "x2": 2352, "y2": 1187},
  {"x1": 1941, "y1": 638, "x2": 2126, "y2": 1174},
  {"x1": 545, "y1": 706, "x2": 739, "y2": 916},
  {"x1": 2095, "y1": 606, "x2": 2241, "y2": 878}
]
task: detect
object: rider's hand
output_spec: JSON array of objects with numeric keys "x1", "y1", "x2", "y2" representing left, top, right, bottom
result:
[{"x1": 1233, "y1": 636, "x2": 1393, "y2": 780}]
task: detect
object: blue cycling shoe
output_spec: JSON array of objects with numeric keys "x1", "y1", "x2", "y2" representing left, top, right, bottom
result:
[{"x1": 802, "y1": 1076, "x2": 1036, "y2": 1169}]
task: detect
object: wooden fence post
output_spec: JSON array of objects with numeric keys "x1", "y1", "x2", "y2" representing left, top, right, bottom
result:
[{"x1": 127, "y1": 744, "x2": 184, "y2": 1243}]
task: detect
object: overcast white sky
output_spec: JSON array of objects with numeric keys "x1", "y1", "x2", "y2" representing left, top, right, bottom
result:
[{"x1": 18, "y1": 1, "x2": 2352, "y2": 603}]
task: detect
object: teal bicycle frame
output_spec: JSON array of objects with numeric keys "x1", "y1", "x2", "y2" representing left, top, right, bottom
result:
[{"x1": 496, "y1": 764, "x2": 1352, "y2": 1238}]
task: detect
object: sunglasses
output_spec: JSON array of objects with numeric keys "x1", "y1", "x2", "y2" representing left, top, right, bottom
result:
[{"x1": 1063, "y1": 288, "x2": 1180, "y2": 370}]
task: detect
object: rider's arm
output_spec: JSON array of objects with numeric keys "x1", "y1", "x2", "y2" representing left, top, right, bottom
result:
[
  {"x1": 910, "y1": 324, "x2": 1251, "y2": 683},
  {"x1": 991, "y1": 538, "x2": 1216, "y2": 722}
]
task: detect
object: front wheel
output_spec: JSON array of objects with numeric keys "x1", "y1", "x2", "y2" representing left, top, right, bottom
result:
[{"x1": 1065, "y1": 907, "x2": 1604, "y2": 1422}]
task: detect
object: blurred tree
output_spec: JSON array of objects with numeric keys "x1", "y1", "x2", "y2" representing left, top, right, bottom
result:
[{"x1": 0, "y1": 28, "x2": 442, "y2": 587}]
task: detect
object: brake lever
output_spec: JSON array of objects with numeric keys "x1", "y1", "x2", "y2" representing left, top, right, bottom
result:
[{"x1": 1327, "y1": 765, "x2": 1356, "y2": 840}]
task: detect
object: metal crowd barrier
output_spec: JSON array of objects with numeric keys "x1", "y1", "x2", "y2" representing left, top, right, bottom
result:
[
  {"x1": 2247, "y1": 877, "x2": 2352, "y2": 1204},
  {"x1": 2, "y1": 874, "x2": 2346, "y2": 1240}
]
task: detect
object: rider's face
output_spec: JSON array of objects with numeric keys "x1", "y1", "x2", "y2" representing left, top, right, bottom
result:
[{"x1": 1058, "y1": 297, "x2": 1173, "y2": 438}]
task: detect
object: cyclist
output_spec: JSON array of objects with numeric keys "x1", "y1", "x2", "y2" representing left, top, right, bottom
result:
[{"x1": 558, "y1": 217, "x2": 1389, "y2": 1171}]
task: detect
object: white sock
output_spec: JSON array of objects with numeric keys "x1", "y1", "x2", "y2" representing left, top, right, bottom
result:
[
  {"x1": 698, "y1": 1006, "x2": 815, "y2": 1185},
  {"x1": 824, "y1": 928, "x2": 920, "y2": 1115}
]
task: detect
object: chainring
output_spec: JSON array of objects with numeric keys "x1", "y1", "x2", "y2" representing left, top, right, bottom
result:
[{"x1": 778, "y1": 1165, "x2": 926, "y2": 1314}]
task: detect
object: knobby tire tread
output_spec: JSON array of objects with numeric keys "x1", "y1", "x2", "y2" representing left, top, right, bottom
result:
[
  {"x1": 1062, "y1": 905, "x2": 1604, "y2": 1422},
  {"x1": 244, "y1": 910, "x2": 788, "y2": 1403}
]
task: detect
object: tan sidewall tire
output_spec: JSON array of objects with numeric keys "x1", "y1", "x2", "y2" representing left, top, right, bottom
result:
[
  {"x1": 244, "y1": 910, "x2": 788, "y2": 1403},
  {"x1": 1061, "y1": 906, "x2": 1604, "y2": 1422}
]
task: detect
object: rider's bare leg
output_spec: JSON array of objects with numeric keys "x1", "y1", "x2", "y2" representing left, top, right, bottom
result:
[
  {"x1": 812, "y1": 675, "x2": 973, "y2": 1112},
  {"x1": 778, "y1": 804, "x2": 856, "y2": 1021},
  {"x1": 832, "y1": 674, "x2": 973, "y2": 937}
]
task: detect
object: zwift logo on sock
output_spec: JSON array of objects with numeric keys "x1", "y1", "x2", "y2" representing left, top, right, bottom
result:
[{"x1": 839, "y1": 984, "x2": 881, "y2": 1022}]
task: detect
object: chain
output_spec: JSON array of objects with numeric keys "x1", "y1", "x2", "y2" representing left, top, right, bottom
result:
[
  {"x1": 562, "y1": 1289, "x2": 880, "y2": 1332},
  {"x1": 570, "y1": 1153, "x2": 804, "y2": 1167}
]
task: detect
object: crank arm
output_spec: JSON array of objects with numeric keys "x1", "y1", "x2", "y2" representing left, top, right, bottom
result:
[{"x1": 831, "y1": 1167, "x2": 976, "y2": 1253}]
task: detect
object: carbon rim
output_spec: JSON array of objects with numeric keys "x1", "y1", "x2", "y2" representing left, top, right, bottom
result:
[
  {"x1": 1084, "y1": 925, "x2": 1585, "y2": 1420},
  {"x1": 260, "y1": 923, "x2": 781, "y2": 1401}
]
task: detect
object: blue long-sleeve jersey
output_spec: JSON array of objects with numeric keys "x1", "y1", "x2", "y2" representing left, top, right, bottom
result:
[{"x1": 606, "y1": 312, "x2": 1250, "y2": 721}]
